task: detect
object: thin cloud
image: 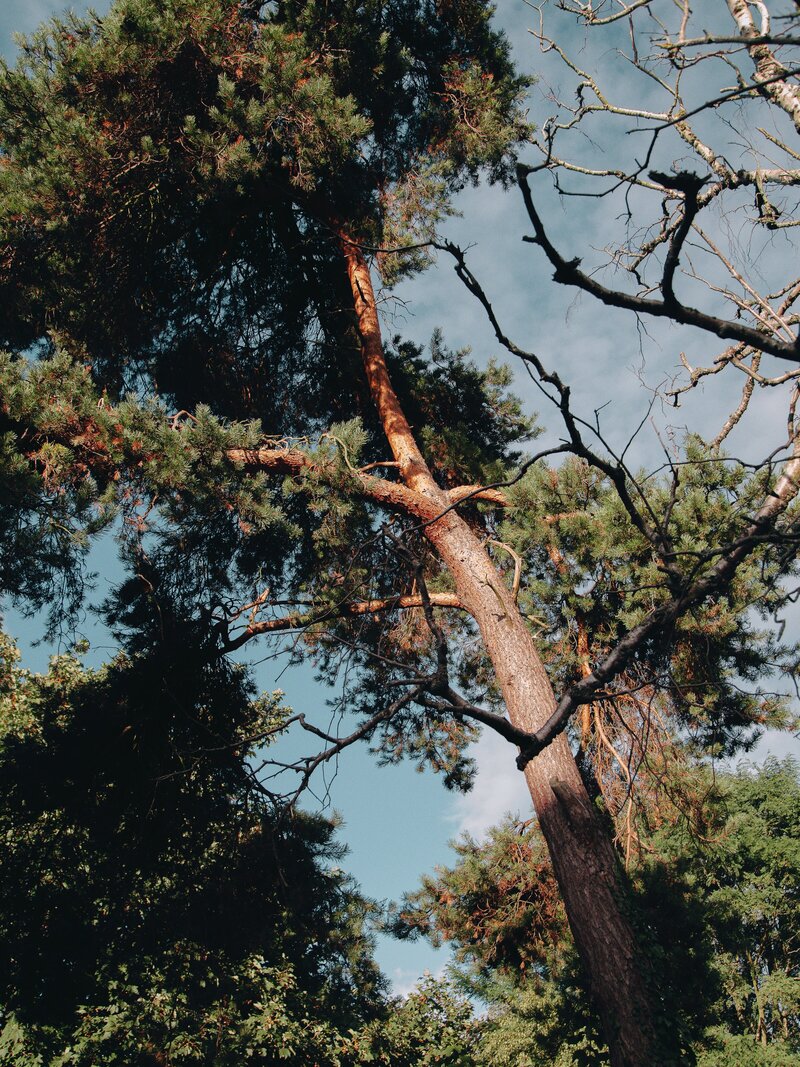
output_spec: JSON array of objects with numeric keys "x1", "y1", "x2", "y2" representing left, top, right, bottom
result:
[{"x1": 448, "y1": 729, "x2": 531, "y2": 841}]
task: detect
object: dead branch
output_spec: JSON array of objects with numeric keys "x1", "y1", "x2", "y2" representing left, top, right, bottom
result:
[{"x1": 516, "y1": 166, "x2": 800, "y2": 363}]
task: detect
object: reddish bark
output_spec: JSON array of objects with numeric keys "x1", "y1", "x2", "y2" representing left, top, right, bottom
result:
[
  {"x1": 222, "y1": 592, "x2": 464, "y2": 652},
  {"x1": 339, "y1": 235, "x2": 658, "y2": 1067}
]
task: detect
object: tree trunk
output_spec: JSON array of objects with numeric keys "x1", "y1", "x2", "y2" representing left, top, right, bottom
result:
[
  {"x1": 426, "y1": 511, "x2": 658, "y2": 1067},
  {"x1": 340, "y1": 235, "x2": 661, "y2": 1067}
]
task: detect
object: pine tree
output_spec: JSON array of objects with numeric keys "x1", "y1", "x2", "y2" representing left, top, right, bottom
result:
[
  {"x1": 395, "y1": 760, "x2": 800, "y2": 1065},
  {"x1": 2, "y1": 3, "x2": 799, "y2": 1064}
]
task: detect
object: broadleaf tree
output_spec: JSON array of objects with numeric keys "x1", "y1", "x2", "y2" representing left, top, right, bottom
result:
[
  {"x1": 1, "y1": 2, "x2": 800, "y2": 1065},
  {"x1": 0, "y1": 628, "x2": 481, "y2": 1065}
]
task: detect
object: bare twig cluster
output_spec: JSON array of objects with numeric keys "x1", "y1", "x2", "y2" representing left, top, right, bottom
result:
[{"x1": 521, "y1": 0, "x2": 800, "y2": 440}]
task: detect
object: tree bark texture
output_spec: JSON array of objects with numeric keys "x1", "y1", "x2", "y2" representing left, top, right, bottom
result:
[
  {"x1": 727, "y1": 0, "x2": 800, "y2": 131},
  {"x1": 340, "y1": 236, "x2": 660, "y2": 1067}
]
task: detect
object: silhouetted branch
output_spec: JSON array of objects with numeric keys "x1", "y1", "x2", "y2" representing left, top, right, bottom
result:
[{"x1": 516, "y1": 166, "x2": 800, "y2": 363}]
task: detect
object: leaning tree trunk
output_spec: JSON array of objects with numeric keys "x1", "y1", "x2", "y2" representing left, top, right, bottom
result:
[
  {"x1": 425, "y1": 508, "x2": 657, "y2": 1067},
  {"x1": 341, "y1": 235, "x2": 659, "y2": 1067}
]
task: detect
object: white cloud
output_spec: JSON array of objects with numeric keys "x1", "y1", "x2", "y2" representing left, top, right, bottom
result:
[
  {"x1": 389, "y1": 964, "x2": 447, "y2": 999},
  {"x1": 448, "y1": 729, "x2": 533, "y2": 841}
]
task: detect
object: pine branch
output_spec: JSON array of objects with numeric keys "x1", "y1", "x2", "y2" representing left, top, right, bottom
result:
[
  {"x1": 221, "y1": 592, "x2": 464, "y2": 653},
  {"x1": 517, "y1": 436, "x2": 800, "y2": 768}
]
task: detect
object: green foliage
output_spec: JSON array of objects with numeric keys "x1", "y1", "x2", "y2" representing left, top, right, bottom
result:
[
  {"x1": 392, "y1": 819, "x2": 568, "y2": 984},
  {"x1": 3, "y1": 0, "x2": 793, "y2": 797},
  {"x1": 389, "y1": 331, "x2": 538, "y2": 490},
  {"x1": 2, "y1": 2, "x2": 799, "y2": 1062},
  {"x1": 397, "y1": 761, "x2": 800, "y2": 1065},
  {"x1": 476, "y1": 980, "x2": 607, "y2": 1067},
  {"x1": 393, "y1": 819, "x2": 611, "y2": 1064},
  {"x1": 0, "y1": 0, "x2": 530, "y2": 411},
  {"x1": 0, "y1": 342, "x2": 522, "y2": 786},
  {"x1": 501, "y1": 453, "x2": 798, "y2": 755},
  {"x1": 358, "y1": 976, "x2": 478, "y2": 1066},
  {"x1": 0, "y1": 582, "x2": 490, "y2": 1066},
  {"x1": 650, "y1": 759, "x2": 800, "y2": 1053},
  {"x1": 0, "y1": 350, "x2": 300, "y2": 632},
  {"x1": 0, "y1": 625, "x2": 390, "y2": 1064},
  {"x1": 0, "y1": 353, "x2": 116, "y2": 629},
  {"x1": 695, "y1": 1030, "x2": 800, "y2": 1067}
]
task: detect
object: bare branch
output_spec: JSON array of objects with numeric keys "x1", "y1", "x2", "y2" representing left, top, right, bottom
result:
[
  {"x1": 437, "y1": 240, "x2": 685, "y2": 584},
  {"x1": 279, "y1": 687, "x2": 424, "y2": 809},
  {"x1": 553, "y1": 0, "x2": 654, "y2": 27},
  {"x1": 516, "y1": 167, "x2": 800, "y2": 363},
  {"x1": 726, "y1": 0, "x2": 800, "y2": 131},
  {"x1": 418, "y1": 690, "x2": 537, "y2": 751},
  {"x1": 661, "y1": 35, "x2": 800, "y2": 50},
  {"x1": 447, "y1": 484, "x2": 510, "y2": 506}
]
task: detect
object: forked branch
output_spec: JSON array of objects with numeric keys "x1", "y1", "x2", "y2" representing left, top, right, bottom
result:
[{"x1": 516, "y1": 166, "x2": 800, "y2": 363}]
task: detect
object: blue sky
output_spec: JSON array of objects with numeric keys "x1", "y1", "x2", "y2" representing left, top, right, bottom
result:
[{"x1": 2, "y1": 0, "x2": 799, "y2": 994}]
